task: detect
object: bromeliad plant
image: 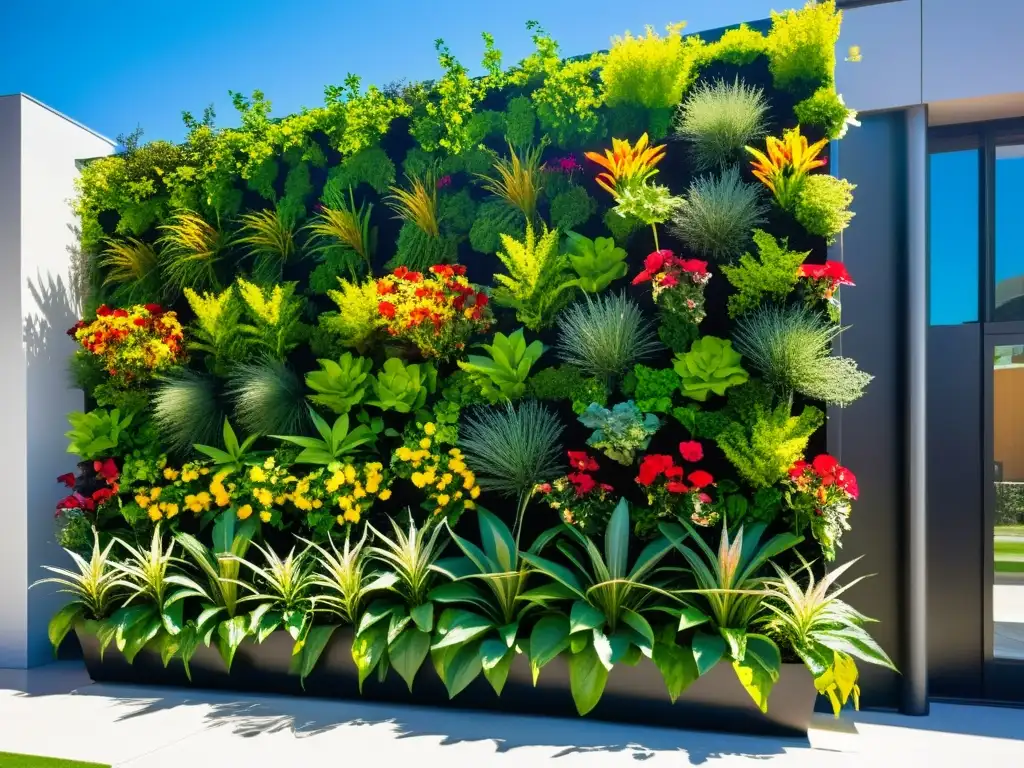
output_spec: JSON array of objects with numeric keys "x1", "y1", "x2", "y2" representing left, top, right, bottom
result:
[{"x1": 746, "y1": 126, "x2": 829, "y2": 210}]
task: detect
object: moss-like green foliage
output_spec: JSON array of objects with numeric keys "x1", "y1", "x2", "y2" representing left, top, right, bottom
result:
[
  {"x1": 504, "y1": 96, "x2": 536, "y2": 147},
  {"x1": 438, "y1": 189, "x2": 477, "y2": 236},
  {"x1": 305, "y1": 353, "x2": 374, "y2": 414},
  {"x1": 767, "y1": 0, "x2": 841, "y2": 91},
  {"x1": 579, "y1": 401, "x2": 660, "y2": 465},
  {"x1": 550, "y1": 185, "x2": 597, "y2": 232},
  {"x1": 403, "y1": 147, "x2": 436, "y2": 179},
  {"x1": 388, "y1": 221, "x2": 458, "y2": 271},
  {"x1": 603, "y1": 208, "x2": 642, "y2": 245},
  {"x1": 711, "y1": 23, "x2": 769, "y2": 66},
  {"x1": 440, "y1": 369, "x2": 490, "y2": 408},
  {"x1": 673, "y1": 336, "x2": 750, "y2": 402},
  {"x1": 602, "y1": 24, "x2": 704, "y2": 111},
  {"x1": 322, "y1": 147, "x2": 396, "y2": 197},
  {"x1": 469, "y1": 199, "x2": 526, "y2": 255},
  {"x1": 721, "y1": 229, "x2": 808, "y2": 318},
  {"x1": 671, "y1": 403, "x2": 730, "y2": 440},
  {"x1": 440, "y1": 146, "x2": 493, "y2": 177},
  {"x1": 794, "y1": 87, "x2": 856, "y2": 140},
  {"x1": 632, "y1": 364, "x2": 678, "y2": 413},
  {"x1": 795, "y1": 174, "x2": 856, "y2": 242},
  {"x1": 534, "y1": 56, "x2": 606, "y2": 147},
  {"x1": 658, "y1": 310, "x2": 699, "y2": 355},
  {"x1": 276, "y1": 162, "x2": 313, "y2": 227},
  {"x1": 527, "y1": 365, "x2": 608, "y2": 414},
  {"x1": 564, "y1": 231, "x2": 626, "y2": 292},
  {"x1": 367, "y1": 358, "x2": 437, "y2": 413},
  {"x1": 674, "y1": 78, "x2": 768, "y2": 171},
  {"x1": 247, "y1": 157, "x2": 279, "y2": 200},
  {"x1": 308, "y1": 249, "x2": 363, "y2": 293},
  {"x1": 466, "y1": 109, "x2": 507, "y2": 145},
  {"x1": 716, "y1": 383, "x2": 824, "y2": 488}
]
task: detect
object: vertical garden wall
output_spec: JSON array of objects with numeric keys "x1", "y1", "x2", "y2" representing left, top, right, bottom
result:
[{"x1": 39, "y1": 1, "x2": 895, "y2": 735}]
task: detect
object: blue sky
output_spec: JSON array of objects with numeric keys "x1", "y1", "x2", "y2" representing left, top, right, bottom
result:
[{"x1": 0, "y1": 0, "x2": 777, "y2": 144}]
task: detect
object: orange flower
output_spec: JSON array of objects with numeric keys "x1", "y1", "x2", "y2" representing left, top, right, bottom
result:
[
  {"x1": 584, "y1": 133, "x2": 667, "y2": 198},
  {"x1": 746, "y1": 126, "x2": 828, "y2": 209}
]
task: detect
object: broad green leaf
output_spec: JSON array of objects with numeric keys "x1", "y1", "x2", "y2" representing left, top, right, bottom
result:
[
  {"x1": 122, "y1": 613, "x2": 163, "y2": 664},
  {"x1": 112, "y1": 604, "x2": 157, "y2": 652},
  {"x1": 652, "y1": 637, "x2": 699, "y2": 703},
  {"x1": 733, "y1": 634, "x2": 781, "y2": 713},
  {"x1": 428, "y1": 580, "x2": 489, "y2": 608},
  {"x1": 570, "y1": 632, "x2": 589, "y2": 654},
  {"x1": 217, "y1": 615, "x2": 250, "y2": 671},
  {"x1": 283, "y1": 610, "x2": 307, "y2": 641},
  {"x1": 161, "y1": 600, "x2": 184, "y2": 637},
  {"x1": 477, "y1": 507, "x2": 517, "y2": 571},
  {"x1": 222, "y1": 418, "x2": 240, "y2": 456},
  {"x1": 358, "y1": 600, "x2": 398, "y2": 634},
  {"x1": 517, "y1": 582, "x2": 577, "y2": 605},
  {"x1": 352, "y1": 622, "x2": 388, "y2": 692},
  {"x1": 604, "y1": 499, "x2": 630, "y2": 578},
  {"x1": 692, "y1": 630, "x2": 726, "y2": 676},
  {"x1": 676, "y1": 605, "x2": 711, "y2": 632},
  {"x1": 720, "y1": 627, "x2": 747, "y2": 662},
  {"x1": 497, "y1": 620, "x2": 519, "y2": 648},
  {"x1": 480, "y1": 639, "x2": 515, "y2": 696},
  {"x1": 568, "y1": 641, "x2": 609, "y2": 715},
  {"x1": 817, "y1": 625, "x2": 897, "y2": 670},
  {"x1": 387, "y1": 611, "x2": 412, "y2": 646},
  {"x1": 289, "y1": 625, "x2": 338, "y2": 686},
  {"x1": 443, "y1": 640, "x2": 484, "y2": 698},
  {"x1": 47, "y1": 603, "x2": 84, "y2": 652},
  {"x1": 592, "y1": 628, "x2": 614, "y2": 670},
  {"x1": 254, "y1": 609, "x2": 282, "y2": 643},
  {"x1": 431, "y1": 611, "x2": 493, "y2": 650},
  {"x1": 621, "y1": 608, "x2": 655, "y2": 651},
  {"x1": 389, "y1": 627, "x2": 431, "y2": 692},
  {"x1": 528, "y1": 615, "x2": 571, "y2": 682},
  {"x1": 569, "y1": 601, "x2": 606, "y2": 635},
  {"x1": 519, "y1": 552, "x2": 585, "y2": 596},
  {"x1": 410, "y1": 602, "x2": 434, "y2": 633}
]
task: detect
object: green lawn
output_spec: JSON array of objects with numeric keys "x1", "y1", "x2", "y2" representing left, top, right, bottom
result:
[
  {"x1": 996, "y1": 530, "x2": 1024, "y2": 573},
  {"x1": 0, "y1": 754, "x2": 108, "y2": 767}
]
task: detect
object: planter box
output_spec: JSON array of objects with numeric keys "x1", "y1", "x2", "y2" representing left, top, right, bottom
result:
[{"x1": 75, "y1": 626, "x2": 816, "y2": 737}]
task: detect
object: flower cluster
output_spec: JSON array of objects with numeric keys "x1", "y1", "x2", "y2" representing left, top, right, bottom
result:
[
  {"x1": 291, "y1": 460, "x2": 392, "y2": 538},
  {"x1": 534, "y1": 451, "x2": 616, "y2": 535},
  {"x1": 391, "y1": 420, "x2": 480, "y2": 524},
  {"x1": 785, "y1": 454, "x2": 858, "y2": 561},
  {"x1": 633, "y1": 250, "x2": 712, "y2": 326},
  {"x1": 68, "y1": 304, "x2": 185, "y2": 386},
  {"x1": 543, "y1": 154, "x2": 582, "y2": 176},
  {"x1": 376, "y1": 264, "x2": 493, "y2": 359},
  {"x1": 634, "y1": 441, "x2": 717, "y2": 536},
  {"x1": 54, "y1": 458, "x2": 121, "y2": 518},
  {"x1": 799, "y1": 261, "x2": 854, "y2": 322}
]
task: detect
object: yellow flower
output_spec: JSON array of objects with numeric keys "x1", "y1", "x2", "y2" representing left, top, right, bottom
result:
[
  {"x1": 254, "y1": 487, "x2": 273, "y2": 507},
  {"x1": 150, "y1": 486, "x2": 162, "y2": 500},
  {"x1": 470, "y1": 486, "x2": 481, "y2": 499},
  {"x1": 263, "y1": 456, "x2": 276, "y2": 470},
  {"x1": 378, "y1": 488, "x2": 392, "y2": 501},
  {"x1": 454, "y1": 490, "x2": 463, "y2": 500},
  {"x1": 135, "y1": 494, "x2": 151, "y2": 507},
  {"x1": 437, "y1": 494, "x2": 450, "y2": 506},
  {"x1": 313, "y1": 499, "x2": 323, "y2": 509},
  {"x1": 411, "y1": 472, "x2": 427, "y2": 489},
  {"x1": 419, "y1": 437, "x2": 431, "y2": 450},
  {"x1": 366, "y1": 480, "x2": 380, "y2": 494},
  {"x1": 336, "y1": 514, "x2": 347, "y2": 526},
  {"x1": 344, "y1": 465, "x2": 356, "y2": 484},
  {"x1": 463, "y1": 472, "x2": 476, "y2": 490},
  {"x1": 433, "y1": 507, "x2": 443, "y2": 516},
  {"x1": 274, "y1": 495, "x2": 287, "y2": 505},
  {"x1": 259, "y1": 510, "x2": 272, "y2": 523},
  {"x1": 163, "y1": 468, "x2": 180, "y2": 481},
  {"x1": 449, "y1": 459, "x2": 466, "y2": 473},
  {"x1": 396, "y1": 446, "x2": 413, "y2": 462},
  {"x1": 237, "y1": 504, "x2": 253, "y2": 520},
  {"x1": 249, "y1": 466, "x2": 267, "y2": 483},
  {"x1": 463, "y1": 500, "x2": 475, "y2": 510},
  {"x1": 367, "y1": 462, "x2": 383, "y2": 472},
  {"x1": 200, "y1": 467, "x2": 210, "y2": 476},
  {"x1": 448, "y1": 448, "x2": 462, "y2": 458},
  {"x1": 162, "y1": 502, "x2": 179, "y2": 519},
  {"x1": 424, "y1": 422, "x2": 436, "y2": 436},
  {"x1": 147, "y1": 505, "x2": 163, "y2": 521},
  {"x1": 344, "y1": 507, "x2": 361, "y2": 523},
  {"x1": 181, "y1": 468, "x2": 199, "y2": 482},
  {"x1": 339, "y1": 496, "x2": 353, "y2": 510},
  {"x1": 353, "y1": 487, "x2": 366, "y2": 500}
]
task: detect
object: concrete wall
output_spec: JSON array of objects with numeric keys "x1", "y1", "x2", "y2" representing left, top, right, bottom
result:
[{"x1": 0, "y1": 95, "x2": 114, "y2": 668}]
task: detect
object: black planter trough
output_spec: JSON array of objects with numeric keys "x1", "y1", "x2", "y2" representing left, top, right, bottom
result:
[{"x1": 76, "y1": 626, "x2": 817, "y2": 737}]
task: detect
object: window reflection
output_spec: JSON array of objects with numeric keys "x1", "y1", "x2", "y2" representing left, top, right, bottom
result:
[
  {"x1": 929, "y1": 149, "x2": 979, "y2": 325},
  {"x1": 995, "y1": 146, "x2": 1024, "y2": 321}
]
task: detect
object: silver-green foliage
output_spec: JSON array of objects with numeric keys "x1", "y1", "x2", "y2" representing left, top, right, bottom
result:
[
  {"x1": 555, "y1": 291, "x2": 661, "y2": 383},
  {"x1": 669, "y1": 166, "x2": 768, "y2": 262},
  {"x1": 675, "y1": 78, "x2": 769, "y2": 171},
  {"x1": 153, "y1": 370, "x2": 223, "y2": 454},
  {"x1": 228, "y1": 359, "x2": 309, "y2": 436},
  {"x1": 732, "y1": 304, "x2": 872, "y2": 407}
]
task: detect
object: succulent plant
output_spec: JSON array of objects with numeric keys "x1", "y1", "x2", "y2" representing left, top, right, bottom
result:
[
  {"x1": 305, "y1": 353, "x2": 374, "y2": 414},
  {"x1": 673, "y1": 336, "x2": 749, "y2": 402},
  {"x1": 578, "y1": 401, "x2": 661, "y2": 466},
  {"x1": 564, "y1": 231, "x2": 628, "y2": 293},
  {"x1": 457, "y1": 328, "x2": 545, "y2": 403},
  {"x1": 366, "y1": 358, "x2": 437, "y2": 413}
]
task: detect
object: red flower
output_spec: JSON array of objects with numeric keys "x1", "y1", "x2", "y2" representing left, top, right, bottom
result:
[
  {"x1": 133, "y1": 317, "x2": 146, "y2": 327},
  {"x1": 537, "y1": 483, "x2": 552, "y2": 494},
  {"x1": 788, "y1": 461, "x2": 808, "y2": 479},
  {"x1": 659, "y1": 273, "x2": 678, "y2": 288},
  {"x1": 664, "y1": 465, "x2": 684, "y2": 479},
  {"x1": 93, "y1": 458, "x2": 119, "y2": 483},
  {"x1": 645, "y1": 250, "x2": 671, "y2": 274},
  {"x1": 405, "y1": 271, "x2": 423, "y2": 283},
  {"x1": 637, "y1": 454, "x2": 674, "y2": 486},
  {"x1": 378, "y1": 301, "x2": 396, "y2": 319},
  {"x1": 679, "y1": 441, "x2": 703, "y2": 463},
  {"x1": 599, "y1": 483, "x2": 614, "y2": 492},
  {"x1": 95, "y1": 305, "x2": 112, "y2": 317},
  {"x1": 57, "y1": 472, "x2": 76, "y2": 488},
  {"x1": 91, "y1": 487, "x2": 114, "y2": 504},
  {"x1": 55, "y1": 494, "x2": 79, "y2": 511},
  {"x1": 112, "y1": 308, "x2": 129, "y2": 318},
  {"x1": 415, "y1": 286, "x2": 431, "y2": 298},
  {"x1": 431, "y1": 264, "x2": 455, "y2": 277},
  {"x1": 666, "y1": 481, "x2": 689, "y2": 494},
  {"x1": 799, "y1": 263, "x2": 828, "y2": 280},
  {"x1": 823, "y1": 261, "x2": 855, "y2": 287},
  {"x1": 678, "y1": 259, "x2": 708, "y2": 274},
  {"x1": 452, "y1": 265, "x2": 467, "y2": 276},
  {"x1": 475, "y1": 292, "x2": 489, "y2": 308},
  {"x1": 144, "y1": 304, "x2": 162, "y2": 314},
  {"x1": 632, "y1": 270, "x2": 652, "y2": 285},
  {"x1": 688, "y1": 470, "x2": 714, "y2": 489},
  {"x1": 834, "y1": 466, "x2": 859, "y2": 499},
  {"x1": 567, "y1": 451, "x2": 598, "y2": 472},
  {"x1": 393, "y1": 266, "x2": 410, "y2": 280},
  {"x1": 812, "y1": 454, "x2": 840, "y2": 477},
  {"x1": 377, "y1": 281, "x2": 396, "y2": 295},
  {"x1": 568, "y1": 472, "x2": 596, "y2": 496}
]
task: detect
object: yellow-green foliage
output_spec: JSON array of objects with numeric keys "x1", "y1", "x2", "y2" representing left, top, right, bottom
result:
[
  {"x1": 158, "y1": 210, "x2": 232, "y2": 293},
  {"x1": 236, "y1": 279, "x2": 307, "y2": 359},
  {"x1": 721, "y1": 230, "x2": 808, "y2": 318},
  {"x1": 768, "y1": 1, "x2": 842, "y2": 90},
  {"x1": 322, "y1": 278, "x2": 380, "y2": 351},
  {"x1": 323, "y1": 147, "x2": 396, "y2": 196},
  {"x1": 602, "y1": 24, "x2": 705, "y2": 111},
  {"x1": 493, "y1": 222, "x2": 577, "y2": 330},
  {"x1": 185, "y1": 285, "x2": 250, "y2": 375},
  {"x1": 794, "y1": 87, "x2": 856, "y2": 140},
  {"x1": 99, "y1": 237, "x2": 160, "y2": 300},
  {"x1": 532, "y1": 54, "x2": 606, "y2": 148},
  {"x1": 795, "y1": 175, "x2": 856, "y2": 242},
  {"x1": 709, "y1": 24, "x2": 769, "y2": 66}
]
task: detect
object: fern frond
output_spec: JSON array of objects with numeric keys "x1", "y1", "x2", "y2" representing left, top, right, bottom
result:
[{"x1": 493, "y1": 222, "x2": 576, "y2": 330}]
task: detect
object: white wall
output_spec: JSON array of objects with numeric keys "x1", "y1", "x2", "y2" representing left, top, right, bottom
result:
[{"x1": 0, "y1": 95, "x2": 114, "y2": 668}]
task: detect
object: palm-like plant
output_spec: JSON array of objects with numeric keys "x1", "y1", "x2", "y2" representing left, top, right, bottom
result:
[
  {"x1": 459, "y1": 400, "x2": 563, "y2": 543},
  {"x1": 237, "y1": 209, "x2": 297, "y2": 283},
  {"x1": 477, "y1": 140, "x2": 547, "y2": 220},
  {"x1": 386, "y1": 172, "x2": 439, "y2": 238},
  {"x1": 99, "y1": 237, "x2": 160, "y2": 300},
  {"x1": 307, "y1": 187, "x2": 376, "y2": 278},
  {"x1": 158, "y1": 210, "x2": 232, "y2": 293},
  {"x1": 492, "y1": 222, "x2": 578, "y2": 331}
]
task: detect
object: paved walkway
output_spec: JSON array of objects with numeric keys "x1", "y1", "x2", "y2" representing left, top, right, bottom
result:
[{"x1": 1, "y1": 663, "x2": 1023, "y2": 766}]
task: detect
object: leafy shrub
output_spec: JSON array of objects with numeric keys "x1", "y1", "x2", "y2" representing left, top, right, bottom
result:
[
  {"x1": 320, "y1": 278, "x2": 380, "y2": 352},
  {"x1": 631, "y1": 364, "x2": 679, "y2": 413},
  {"x1": 550, "y1": 186, "x2": 597, "y2": 232},
  {"x1": 527, "y1": 365, "x2": 608, "y2": 414},
  {"x1": 367, "y1": 358, "x2": 437, "y2": 413},
  {"x1": 228, "y1": 359, "x2": 309, "y2": 437},
  {"x1": 504, "y1": 96, "x2": 536, "y2": 147},
  {"x1": 996, "y1": 483, "x2": 1024, "y2": 525},
  {"x1": 457, "y1": 328, "x2": 545, "y2": 403},
  {"x1": 733, "y1": 304, "x2": 872, "y2": 407},
  {"x1": 602, "y1": 208, "x2": 642, "y2": 245},
  {"x1": 65, "y1": 408, "x2": 134, "y2": 460},
  {"x1": 276, "y1": 161, "x2": 314, "y2": 228},
  {"x1": 721, "y1": 230, "x2": 808, "y2": 318},
  {"x1": 794, "y1": 87, "x2": 858, "y2": 140},
  {"x1": 305, "y1": 353, "x2": 374, "y2": 415},
  {"x1": 669, "y1": 166, "x2": 768, "y2": 262},
  {"x1": 658, "y1": 309, "x2": 700, "y2": 354},
  {"x1": 675, "y1": 78, "x2": 768, "y2": 171},
  {"x1": 578, "y1": 401, "x2": 660, "y2": 465},
  {"x1": 235, "y1": 279, "x2": 308, "y2": 360},
  {"x1": 564, "y1": 231, "x2": 627, "y2": 293},
  {"x1": 153, "y1": 370, "x2": 223, "y2": 454},
  {"x1": 602, "y1": 23, "x2": 703, "y2": 112},
  {"x1": 673, "y1": 336, "x2": 750, "y2": 402},
  {"x1": 612, "y1": 183, "x2": 685, "y2": 232},
  {"x1": 767, "y1": 0, "x2": 842, "y2": 91},
  {"x1": 466, "y1": 109, "x2": 507, "y2": 146},
  {"x1": 493, "y1": 222, "x2": 577, "y2": 330},
  {"x1": 534, "y1": 55, "x2": 606, "y2": 147},
  {"x1": 711, "y1": 23, "x2": 769, "y2": 66},
  {"x1": 794, "y1": 174, "x2": 856, "y2": 242},
  {"x1": 556, "y1": 291, "x2": 661, "y2": 383},
  {"x1": 469, "y1": 200, "x2": 525, "y2": 255},
  {"x1": 185, "y1": 285, "x2": 252, "y2": 376},
  {"x1": 438, "y1": 189, "x2": 477, "y2": 236},
  {"x1": 323, "y1": 147, "x2": 397, "y2": 197}
]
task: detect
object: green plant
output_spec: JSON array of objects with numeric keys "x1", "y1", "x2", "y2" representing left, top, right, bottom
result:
[
  {"x1": 158, "y1": 211, "x2": 232, "y2": 293},
  {"x1": 457, "y1": 328, "x2": 545, "y2": 403},
  {"x1": 767, "y1": 0, "x2": 842, "y2": 91},
  {"x1": 761, "y1": 556, "x2": 896, "y2": 715},
  {"x1": 674, "y1": 78, "x2": 768, "y2": 171},
  {"x1": 233, "y1": 542, "x2": 317, "y2": 644},
  {"x1": 388, "y1": 221, "x2": 458, "y2": 272},
  {"x1": 367, "y1": 358, "x2": 437, "y2": 413},
  {"x1": 669, "y1": 166, "x2": 767, "y2": 262},
  {"x1": 492, "y1": 222, "x2": 577, "y2": 330},
  {"x1": 438, "y1": 189, "x2": 477, "y2": 235},
  {"x1": 673, "y1": 336, "x2": 749, "y2": 402},
  {"x1": 99, "y1": 237, "x2": 161, "y2": 302},
  {"x1": 578, "y1": 401, "x2": 660, "y2": 465},
  {"x1": 658, "y1": 309, "x2": 699, "y2": 355},
  {"x1": 236, "y1": 208, "x2": 297, "y2": 284},
  {"x1": 305, "y1": 353, "x2": 373, "y2": 415},
  {"x1": 34, "y1": 531, "x2": 122, "y2": 652},
  {"x1": 527, "y1": 365, "x2": 608, "y2": 415},
  {"x1": 304, "y1": 529, "x2": 375, "y2": 625},
  {"x1": 322, "y1": 147, "x2": 396, "y2": 196},
  {"x1": 321, "y1": 278, "x2": 381, "y2": 351},
  {"x1": 631, "y1": 364, "x2": 679, "y2": 413},
  {"x1": 235, "y1": 279, "x2": 307, "y2": 360},
  {"x1": 152, "y1": 371, "x2": 223, "y2": 455},
  {"x1": 794, "y1": 175, "x2": 856, "y2": 242},
  {"x1": 733, "y1": 304, "x2": 872, "y2": 407},
  {"x1": 603, "y1": 207, "x2": 642, "y2": 244},
  {"x1": 193, "y1": 418, "x2": 262, "y2": 473},
  {"x1": 386, "y1": 171, "x2": 440, "y2": 238},
  {"x1": 412, "y1": 39, "x2": 483, "y2": 155},
  {"x1": 355, "y1": 517, "x2": 447, "y2": 691},
  {"x1": 550, "y1": 186, "x2": 597, "y2": 232},
  {"x1": 469, "y1": 199, "x2": 525, "y2": 255},
  {"x1": 65, "y1": 408, "x2": 134, "y2": 461},
  {"x1": 555, "y1": 292, "x2": 660, "y2": 384},
  {"x1": 794, "y1": 87, "x2": 859, "y2": 140},
  {"x1": 503, "y1": 95, "x2": 536, "y2": 147},
  {"x1": 478, "y1": 141, "x2": 547, "y2": 221},
  {"x1": 711, "y1": 23, "x2": 769, "y2": 66},
  {"x1": 721, "y1": 230, "x2": 808, "y2": 318},
  {"x1": 275, "y1": 411, "x2": 376, "y2": 465},
  {"x1": 184, "y1": 285, "x2": 252, "y2": 376},
  {"x1": 460, "y1": 400, "x2": 564, "y2": 541},
  {"x1": 520, "y1": 498, "x2": 675, "y2": 714},
  {"x1": 564, "y1": 231, "x2": 627, "y2": 293},
  {"x1": 307, "y1": 188, "x2": 377, "y2": 279},
  {"x1": 228, "y1": 359, "x2": 309, "y2": 437},
  {"x1": 659, "y1": 520, "x2": 800, "y2": 710}
]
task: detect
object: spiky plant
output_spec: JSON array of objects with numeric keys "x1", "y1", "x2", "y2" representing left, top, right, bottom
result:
[
  {"x1": 158, "y1": 210, "x2": 232, "y2": 292},
  {"x1": 386, "y1": 172, "x2": 439, "y2": 238},
  {"x1": 236, "y1": 208, "x2": 297, "y2": 284},
  {"x1": 477, "y1": 140, "x2": 547, "y2": 221},
  {"x1": 675, "y1": 77, "x2": 769, "y2": 171},
  {"x1": 153, "y1": 370, "x2": 223, "y2": 454},
  {"x1": 460, "y1": 400, "x2": 563, "y2": 541},
  {"x1": 669, "y1": 166, "x2": 768, "y2": 262},
  {"x1": 307, "y1": 187, "x2": 377, "y2": 278},
  {"x1": 555, "y1": 291, "x2": 661, "y2": 385},
  {"x1": 99, "y1": 237, "x2": 160, "y2": 300},
  {"x1": 732, "y1": 304, "x2": 872, "y2": 407},
  {"x1": 303, "y1": 529, "x2": 375, "y2": 625},
  {"x1": 227, "y1": 359, "x2": 309, "y2": 437}
]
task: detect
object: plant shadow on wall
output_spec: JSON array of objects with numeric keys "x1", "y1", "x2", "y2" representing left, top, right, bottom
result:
[{"x1": 34, "y1": 0, "x2": 893, "y2": 736}]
